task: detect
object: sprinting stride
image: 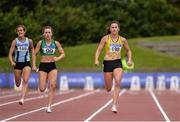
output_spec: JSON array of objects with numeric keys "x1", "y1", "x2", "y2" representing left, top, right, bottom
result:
[
  {"x1": 95, "y1": 21, "x2": 132, "y2": 113},
  {"x1": 8, "y1": 25, "x2": 35, "y2": 105},
  {"x1": 32, "y1": 26, "x2": 65, "y2": 113}
]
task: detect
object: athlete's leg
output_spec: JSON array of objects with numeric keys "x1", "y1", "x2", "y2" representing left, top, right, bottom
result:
[
  {"x1": 113, "y1": 68, "x2": 123, "y2": 107},
  {"x1": 39, "y1": 71, "x2": 48, "y2": 92},
  {"x1": 104, "y1": 72, "x2": 113, "y2": 92},
  {"x1": 14, "y1": 69, "x2": 22, "y2": 87},
  {"x1": 47, "y1": 69, "x2": 57, "y2": 108},
  {"x1": 21, "y1": 66, "x2": 31, "y2": 100}
]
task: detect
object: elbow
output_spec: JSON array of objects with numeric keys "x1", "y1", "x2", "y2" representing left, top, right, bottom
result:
[
  {"x1": 62, "y1": 53, "x2": 65, "y2": 59},
  {"x1": 127, "y1": 49, "x2": 132, "y2": 54}
]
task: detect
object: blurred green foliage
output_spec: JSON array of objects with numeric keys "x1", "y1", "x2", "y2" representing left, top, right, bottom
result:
[{"x1": 0, "y1": 0, "x2": 180, "y2": 56}]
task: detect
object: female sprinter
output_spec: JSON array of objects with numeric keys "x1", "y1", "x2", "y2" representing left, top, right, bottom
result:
[
  {"x1": 8, "y1": 25, "x2": 35, "y2": 105},
  {"x1": 95, "y1": 21, "x2": 132, "y2": 113},
  {"x1": 32, "y1": 26, "x2": 65, "y2": 113}
]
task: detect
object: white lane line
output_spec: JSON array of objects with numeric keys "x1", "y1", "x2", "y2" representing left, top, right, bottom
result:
[
  {"x1": 0, "y1": 90, "x2": 15, "y2": 95},
  {"x1": 0, "y1": 91, "x2": 38, "y2": 99},
  {"x1": 0, "y1": 93, "x2": 21, "y2": 98},
  {"x1": 1, "y1": 90, "x2": 99, "y2": 121},
  {"x1": 149, "y1": 90, "x2": 171, "y2": 122},
  {"x1": 0, "y1": 90, "x2": 74, "y2": 107},
  {"x1": 84, "y1": 89, "x2": 126, "y2": 122}
]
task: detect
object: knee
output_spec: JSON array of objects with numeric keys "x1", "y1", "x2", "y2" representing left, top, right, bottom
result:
[
  {"x1": 114, "y1": 82, "x2": 120, "y2": 88},
  {"x1": 15, "y1": 81, "x2": 21, "y2": 87},
  {"x1": 23, "y1": 80, "x2": 28, "y2": 85},
  {"x1": 50, "y1": 84, "x2": 56, "y2": 90},
  {"x1": 39, "y1": 88, "x2": 46, "y2": 92}
]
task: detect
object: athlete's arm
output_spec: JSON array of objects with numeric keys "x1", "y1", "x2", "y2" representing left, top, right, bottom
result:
[
  {"x1": 54, "y1": 41, "x2": 65, "y2": 62},
  {"x1": 95, "y1": 36, "x2": 107, "y2": 66},
  {"x1": 29, "y1": 39, "x2": 35, "y2": 69},
  {"x1": 8, "y1": 40, "x2": 16, "y2": 66},
  {"x1": 122, "y1": 37, "x2": 132, "y2": 66},
  {"x1": 32, "y1": 40, "x2": 42, "y2": 70}
]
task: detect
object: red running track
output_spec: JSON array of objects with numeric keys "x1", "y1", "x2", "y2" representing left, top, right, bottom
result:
[{"x1": 0, "y1": 88, "x2": 179, "y2": 122}]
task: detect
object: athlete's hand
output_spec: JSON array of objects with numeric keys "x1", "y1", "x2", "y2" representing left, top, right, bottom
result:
[
  {"x1": 95, "y1": 60, "x2": 99, "y2": 66},
  {"x1": 32, "y1": 66, "x2": 37, "y2": 71},
  {"x1": 53, "y1": 56, "x2": 59, "y2": 62},
  {"x1": 127, "y1": 60, "x2": 132, "y2": 66},
  {"x1": 11, "y1": 61, "x2": 16, "y2": 66}
]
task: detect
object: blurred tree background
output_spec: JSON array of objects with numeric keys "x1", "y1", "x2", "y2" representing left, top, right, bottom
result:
[{"x1": 0, "y1": 0, "x2": 180, "y2": 57}]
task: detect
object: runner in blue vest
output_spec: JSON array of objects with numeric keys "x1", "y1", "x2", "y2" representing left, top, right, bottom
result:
[{"x1": 9, "y1": 25, "x2": 35, "y2": 105}]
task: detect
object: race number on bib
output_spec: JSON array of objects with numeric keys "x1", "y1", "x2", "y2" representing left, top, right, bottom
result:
[
  {"x1": 43, "y1": 48, "x2": 55, "y2": 54},
  {"x1": 17, "y1": 46, "x2": 28, "y2": 51},
  {"x1": 110, "y1": 44, "x2": 121, "y2": 52}
]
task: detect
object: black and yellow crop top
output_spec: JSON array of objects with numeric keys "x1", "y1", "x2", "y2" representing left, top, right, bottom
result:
[{"x1": 104, "y1": 35, "x2": 124, "y2": 54}]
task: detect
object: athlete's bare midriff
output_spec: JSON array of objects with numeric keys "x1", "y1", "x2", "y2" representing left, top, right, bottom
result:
[
  {"x1": 40, "y1": 56, "x2": 55, "y2": 62},
  {"x1": 104, "y1": 52, "x2": 121, "y2": 60}
]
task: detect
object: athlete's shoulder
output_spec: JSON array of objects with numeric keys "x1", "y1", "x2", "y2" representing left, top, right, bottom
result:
[
  {"x1": 54, "y1": 40, "x2": 60, "y2": 44},
  {"x1": 37, "y1": 40, "x2": 43, "y2": 46},
  {"x1": 11, "y1": 39, "x2": 16, "y2": 45},
  {"x1": 120, "y1": 36, "x2": 127, "y2": 42},
  {"x1": 27, "y1": 38, "x2": 33, "y2": 43},
  {"x1": 40, "y1": 39, "x2": 44, "y2": 43},
  {"x1": 55, "y1": 40, "x2": 62, "y2": 48},
  {"x1": 14, "y1": 37, "x2": 19, "y2": 42},
  {"x1": 101, "y1": 35, "x2": 109, "y2": 42},
  {"x1": 12, "y1": 38, "x2": 16, "y2": 42}
]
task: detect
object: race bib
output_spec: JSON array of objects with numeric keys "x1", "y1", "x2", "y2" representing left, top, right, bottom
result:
[
  {"x1": 43, "y1": 47, "x2": 55, "y2": 54},
  {"x1": 110, "y1": 44, "x2": 121, "y2": 52},
  {"x1": 17, "y1": 46, "x2": 29, "y2": 51}
]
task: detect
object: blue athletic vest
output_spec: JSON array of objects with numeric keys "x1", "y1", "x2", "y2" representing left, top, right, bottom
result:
[{"x1": 14, "y1": 37, "x2": 30, "y2": 62}]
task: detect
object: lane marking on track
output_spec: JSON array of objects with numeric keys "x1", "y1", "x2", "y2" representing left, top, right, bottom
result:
[
  {"x1": 0, "y1": 90, "x2": 74, "y2": 107},
  {"x1": 0, "y1": 93, "x2": 21, "y2": 99},
  {"x1": 0, "y1": 91, "x2": 39, "y2": 99},
  {"x1": 1, "y1": 90, "x2": 99, "y2": 121},
  {"x1": 149, "y1": 90, "x2": 170, "y2": 122},
  {"x1": 84, "y1": 89, "x2": 126, "y2": 122},
  {"x1": 0, "y1": 90, "x2": 15, "y2": 95}
]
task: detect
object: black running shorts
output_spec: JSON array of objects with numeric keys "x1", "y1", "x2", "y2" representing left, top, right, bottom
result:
[
  {"x1": 103, "y1": 59, "x2": 122, "y2": 72},
  {"x1": 39, "y1": 62, "x2": 56, "y2": 73},
  {"x1": 14, "y1": 61, "x2": 31, "y2": 70}
]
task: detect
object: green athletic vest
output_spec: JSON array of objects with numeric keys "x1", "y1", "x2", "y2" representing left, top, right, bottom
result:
[{"x1": 40, "y1": 39, "x2": 57, "y2": 56}]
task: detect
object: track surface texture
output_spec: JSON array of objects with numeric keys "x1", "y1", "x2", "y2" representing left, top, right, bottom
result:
[{"x1": 0, "y1": 88, "x2": 179, "y2": 122}]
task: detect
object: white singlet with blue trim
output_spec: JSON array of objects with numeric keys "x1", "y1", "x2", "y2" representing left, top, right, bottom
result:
[{"x1": 14, "y1": 37, "x2": 30, "y2": 62}]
